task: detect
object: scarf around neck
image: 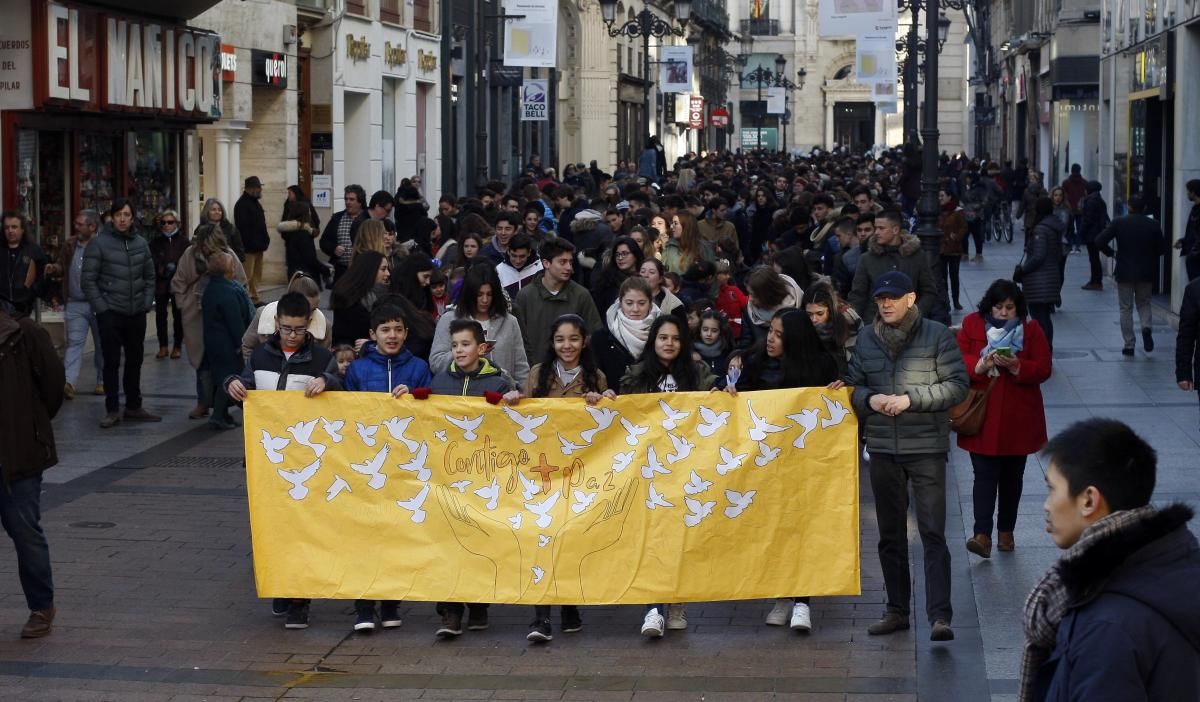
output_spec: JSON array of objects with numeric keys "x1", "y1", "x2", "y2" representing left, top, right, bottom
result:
[
  {"x1": 873, "y1": 305, "x2": 921, "y2": 358},
  {"x1": 693, "y1": 338, "x2": 727, "y2": 359},
  {"x1": 982, "y1": 314, "x2": 1024, "y2": 356},
  {"x1": 606, "y1": 301, "x2": 660, "y2": 358}
]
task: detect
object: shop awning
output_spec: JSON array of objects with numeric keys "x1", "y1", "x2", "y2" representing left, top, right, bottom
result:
[{"x1": 103, "y1": 0, "x2": 224, "y2": 20}]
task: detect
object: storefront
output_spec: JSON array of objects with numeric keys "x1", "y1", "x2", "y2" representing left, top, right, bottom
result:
[{"x1": 1, "y1": 0, "x2": 221, "y2": 245}]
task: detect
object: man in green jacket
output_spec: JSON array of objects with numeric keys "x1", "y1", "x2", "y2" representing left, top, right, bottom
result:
[
  {"x1": 512, "y1": 239, "x2": 602, "y2": 364},
  {"x1": 848, "y1": 210, "x2": 940, "y2": 324}
]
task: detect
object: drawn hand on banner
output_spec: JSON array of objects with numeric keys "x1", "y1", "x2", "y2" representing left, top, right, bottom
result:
[
  {"x1": 552, "y1": 477, "x2": 640, "y2": 602},
  {"x1": 787, "y1": 408, "x2": 821, "y2": 449},
  {"x1": 436, "y1": 485, "x2": 523, "y2": 601}
]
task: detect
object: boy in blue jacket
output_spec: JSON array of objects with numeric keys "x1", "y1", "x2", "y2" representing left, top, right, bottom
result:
[{"x1": 343, "y1": 303, "x2": 432, "y2": 633}]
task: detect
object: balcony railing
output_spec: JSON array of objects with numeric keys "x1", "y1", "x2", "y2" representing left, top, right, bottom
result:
[
  {"x1": 739, "y1": 18, "x2": 780, "y2": 36},
  {"x1": 692, "y1": 0, "x2": 731, "y2": 36}
]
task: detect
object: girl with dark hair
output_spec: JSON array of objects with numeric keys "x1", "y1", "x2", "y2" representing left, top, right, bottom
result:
[
  {"x1": 662, "y1": 210, "x2": 714, "y2": 275},
  {"x1": 956, "y1": 278, "x2": 1052, "y2": 558},
  {"x1": 801, "y1": 282, "x2": 861, "y2": 371},
  {"x1": 526, "y1": 314, "x2": 613, "y2": 400},
  {"x1": 591, "y1": 236, "x2": 645, "y2": 313},
  {"x1": 693, "y1": 309, "x2": 735, "y2": 385},
  {"x1": 331, "y1": 250, "x2": 390, "y2": 348},
  {"x1": 638, "y1": 257, "x2": 683, "y2": 315},
  {"x1": 391, "y1": 251, "x2": 436, "y2": 317},
  {"x1": 1015, "y1": 196, "x2": 1065, "y2": 349},
  {"x1": 742, "y1": 266, "x2": 804, "y2": 347},
  {"x1": 284, "y1": 185, "x2": 320, "y2": 230},
  {"x1": 428, "y1": 263, "x2": 529, "y2": 385},
  {"x1": 278, "y1": 199, "x2": 330, "y2": 284},
  {"x1": 592, "y1": 277, "x2": 661, "y2": 391},
  {"x1": 748, "y1": 187, "x2": 779, "y2": 264}
]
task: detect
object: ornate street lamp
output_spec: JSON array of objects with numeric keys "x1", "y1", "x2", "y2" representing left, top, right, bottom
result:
[
  {"x1": 737, "y1": 53, "x2": 787, "y2": 150},
  {"x1": 599, "y1": 0, "x2": 691, "y2": 144}
]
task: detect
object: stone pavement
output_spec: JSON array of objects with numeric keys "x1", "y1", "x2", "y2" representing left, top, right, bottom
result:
[{"x1": 0, "y1": 241, "x2": 1196, "y2": 702}]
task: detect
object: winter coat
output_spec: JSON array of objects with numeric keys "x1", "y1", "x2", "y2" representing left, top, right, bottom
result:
[
  {"x1": 523, "y1": 363, "x2": 610, "y2": 398},
  {"x1": 234, "y1": 193, "x2": 270, "y2": 254},
  {"x1": 1094, "y1": 213, "x2": 1168, "y2": 284},
  {"x1": 242, "y1": 302, "x2": 330, "y2": 361},
  {"x1": 1060, "y1": 173, "x2": 1089, "y2": 213},
  {"x1": 938, "y1": 207, "x2": 968, "y2": 257},
  {"x1": 1020, "y1": 216, "x2": 1066, "y2": 304},
  {"x1": 1177, "y1": 277, "x2": 1200, "y2": 385},
  {"x1": 344, "y1": 343, "x2": 432, "y2": 392},
  {"x1": 1078, "y1": 193, "x2": 1109, "y2": 244},
  {"x1": 590, "y1": 327, "x2": 640, "y2": 395},
  {"x1": 331, "y1": 297, "x2": 373, "y2": 348},
  {"x1": 428, "y1": 311, "x2": 529, "y2": 386},
  {"x1": 318, "y1": 210, "x2": 367, "y2": 261},
  {"x1": 955, "y1": 313, "x2": 1051, "y2": 457},
  {"x1": 845, "y1": 314, "x2": 969, "y2": 455},
  {"x1": 171, "y1": 245, "x2": 247, "y2": 369},
  {"x1": 0, "y1": 314, "x2": 64, "y2": 484},
  {"x1": 1182, "y1": 202, "x2": 1200, "y2": 258},
  {"x1": 661, "y1": 237, "x2": 716, "y2": 276},
  {"x1": 1, "y1": 241, "x2": 40, "y2": 314},
  {"x1": 1018, "y1": 183, "x2": 1048, "y2": 231},
  {"x1": 81, "y1": 224, "x2": 155, "y2": 316},
  {"x1": 1034, "y1": 504, "x2": 1200, "y2": 702},
  {"x1": 429, "y1": 358, "x2": 514, "y2": 397},
  {"x1": 149, "y1": 231, "x2": 189, "y2": 296},
  {"x1": 512, "y1": 277, "x2": 602, "y2": 365},
  {"x1": 618, "y1": 359, "x2": 717, "y2": 395},
  {"x1": 655, "y1": 288, "x2": 685, "y2": 316},
  {"x1": 193, "y1": 219, "x2": 245, "y2": 261},
  {"x1": 393, "y1": 200, "x2": 433, "y2": 255},
  {"x1": 229, "y1": 333, "x2": 341, "y2": 393},
  {"x1": 278, "y1": 220, "x2": 327, "y2": 281},
  {"x1": 847, "y1": 234, "x2": 940, "y2": 323},
  {"x1": 201, "y1": 276, "x2": 255, "y2": 379}
]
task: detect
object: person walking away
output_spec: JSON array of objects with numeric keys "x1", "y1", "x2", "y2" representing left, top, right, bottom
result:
[
  {"x1": 1078, "y1": 181, "x2": 1109, "y2": 290},
  {"x1": 0, "y1": 294, "x2": 65, "y2": 638},
  {"x1": 234, "y1": 176, "x2": 270, "y2": 305},
  {"x1": 1094, "y1": 193, "x2": 1168, "y2": 356},
  {"x1": 1061, "y1": 163, "x2": 1089, "y2": 252},
  {"x1": 81, "y1": 199, "x2": 161, "y2": 428},
  {"x1": 201, "y1": 252, "x2": 255, "y2": 430},
  {"x1": 956, "y1": 280, "x2": 1051, "y2": 558},
  {"x1": 51, "y1": 210, "x2": 104, "y2": 398},
  {"x1": 1016, "y1": 198, "x2": 1065, "y2": 350},
  {"x1": 638, "y1": 135, "x2": 666, "y2": 184},
  {"x1": 149, "y1": 210, "x2": 188, "y2": 359},
  {"x1": 1020, "y1": 419, "x2": 1200, "y2": 701},
  {"x1": 1179, "y1": 277, "x2": 1200, "y2": 427},
  {"x1": 937, "y1": 189, "x2": 967, "y2": 311},
  {"x1": 1016, "y1": 171, "x2": 1048, "y2": 237},
  {"x1": 843, "y1": 271, "x2": 968, "y2": 642},
  {"x1": 1174, "y1": 179, "x2": 1200, "y2": 282}
]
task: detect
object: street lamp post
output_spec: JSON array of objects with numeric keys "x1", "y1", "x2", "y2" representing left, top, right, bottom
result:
[
  {"x1": 599, "y1": 0, "x2": 692, "y2": 147},
  {"x1": 739, "y1": 53, "x2": 786, "y2": 151}
]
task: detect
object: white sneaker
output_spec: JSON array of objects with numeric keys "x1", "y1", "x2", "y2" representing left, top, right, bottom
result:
[
  {"x1": 641, "y1": 608, "x2": 664, "y2": 638},
  {"x1": 666, "y1": 603, "x2": 688, "y2": 630},
  {"x1": 765, "y1": 598, "x2": 792, "y2": 626},
  {"x1": 790, "y1": 602, "x2": 812, "y2": 632}
]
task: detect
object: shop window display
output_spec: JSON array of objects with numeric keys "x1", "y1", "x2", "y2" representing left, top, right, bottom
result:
[
  {"x1": 79, "y1": 133, "x2": 118, "y2": 217},
  {"x1": 127, "y1": 131, "x2": 177, "y2": 231}
]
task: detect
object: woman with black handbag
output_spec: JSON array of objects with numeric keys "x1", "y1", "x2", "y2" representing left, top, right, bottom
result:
[{"x1": 955, "y1": 279, "x2": 1052, "y2": 558}]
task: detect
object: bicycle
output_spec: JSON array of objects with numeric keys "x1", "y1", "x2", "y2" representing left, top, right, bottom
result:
[{"x1": 985, "y1": 205, "x2": 1013, "y2": 243}]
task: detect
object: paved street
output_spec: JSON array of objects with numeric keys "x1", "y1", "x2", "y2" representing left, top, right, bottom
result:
[{"x1": 0, "y1": 238, "x2": 1196, "y2": 702}]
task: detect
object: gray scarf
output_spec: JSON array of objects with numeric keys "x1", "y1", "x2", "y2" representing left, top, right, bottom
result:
[
  {"x1": 693, "y1": 338, "x2": 727, "y2": 359},
  {"x1": 872, "y1": 305, "x2": 921, "y2": 358}
]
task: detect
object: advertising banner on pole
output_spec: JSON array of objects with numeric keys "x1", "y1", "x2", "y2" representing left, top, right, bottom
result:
[
  {"x1": 503, "y1": 0, "x2": 557, "y2": 68},
  {"x1": 819, "y1": 0, "x2": 896, "y2": 37},
  {"x1": 688, "y1": 96, "x2": 705, "y2": 129},
  {"x1": 765, "y1": 87, "x2": 786, "y2": 114},
  {"x1": 739, "y1": 127, "x2": 778, "y2": 151},
  {"x1": 520, "y1": 79, "x2": 549, "y2": 121},
  {"x1": 855, "y1": 19, "x2": 898, "y2": 102},
  {"x1": 660, "y1": 45, "x2": 694, "y2": 93}
]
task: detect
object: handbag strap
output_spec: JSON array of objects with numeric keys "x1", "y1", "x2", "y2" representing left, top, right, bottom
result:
[{"x1": 978, "y1": 374, "x2": 999, "y2": 399}]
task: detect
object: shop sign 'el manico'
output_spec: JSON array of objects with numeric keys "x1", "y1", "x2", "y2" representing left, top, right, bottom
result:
[{"x1": 35, "y1": 0, "x2": 222, "y2": 118}]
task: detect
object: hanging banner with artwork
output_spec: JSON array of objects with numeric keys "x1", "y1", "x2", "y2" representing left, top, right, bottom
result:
[
  {"x1": 819, "y1": 0, "x2": 896, "y2": 37},
  {"x1": 660, "y1": 45, "x2": 694, "y2": 94},
  {"x1": 503, "y1": 0, "x2": 557, "y2": 68},
  {"x1": 244, "y1": 389, "x2": 861, "y2": 604},
  {"x1": 856, "y1": 19, "x2": 898, "y2": 102}
]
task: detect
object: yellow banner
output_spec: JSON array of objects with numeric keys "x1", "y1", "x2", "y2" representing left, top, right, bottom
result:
[{"x1": 244, "y1": 388, "x2": 860, "y2": 604}]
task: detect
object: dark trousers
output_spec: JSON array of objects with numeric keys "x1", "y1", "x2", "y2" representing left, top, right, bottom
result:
[
  {"x1": 1085, "y1": 243, "x2": 1103, "y2": 285},
  {"x1": 868, "y1": 452, "x2": 952, "y2": 624},
  {"x1": 969, "y1": 453, "x2": 1027, "y2": 535},
  {"x1": 534, "y1": 604, "x2": 581, "y2": 619},
  {"x1": 938, "y1": 255, "x2": 962, "y2": 304},
  {"x1": 967, "y1": 220, "x2": 984, "y2": 256},
  {"x1": 97, "y1": 310, "x2": 147, "y2": 413},
  {"x1": 1027, "y1": 302, "x2": 1055, "y2": 350},
  {"x1": 356, "y1": 599, "x2": 399, "y2": 617},
  {"x1": 1186, "y1": 254, "x2": 1200, "y2": 283},
  {"x1": 154, "y1": 293, "x2": 183, "y2": 349},
  {"x1": 0, "y1": 475, "x2": 53, "y2": 612},
  {"x1": 436, "y1": 602, "x2": 489, "y2": 617}
]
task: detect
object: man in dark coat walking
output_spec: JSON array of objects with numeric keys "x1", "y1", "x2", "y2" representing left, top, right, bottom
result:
[
  {"x1": 234, "y1": 176, "x2": 270, "y2": 306},
  {"x1": 1174, "y1": 178, "x2": 1200, "y2": 283},
  {"x1": 1078, "y1": 181, "x2": 1109, "y2": 290},
  {"x1": 1177, "y1": 276, "x2": 1200, "y2": 427},
  {"x1": 1094, "y1": 193, "x2": 1168, "y2": 355},
  {"x1": 0, "y1": 294, "x2": 65, "y2": 639}
]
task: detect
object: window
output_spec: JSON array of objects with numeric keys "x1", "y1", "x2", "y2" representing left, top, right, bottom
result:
[
  {"x1": 380, "y1": 0, "x2": 401, "y2": 24},
  {"x1": 414, "y1": 0, "x2": 432, "y2": 32},
  {"x1": 345, "y1": 0, "x2": 366, "y2": 16}
]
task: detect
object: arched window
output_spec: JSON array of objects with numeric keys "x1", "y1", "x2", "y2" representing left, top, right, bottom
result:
[{"x1": 833, "y1": 64, "x2": 853, "y2": 80}]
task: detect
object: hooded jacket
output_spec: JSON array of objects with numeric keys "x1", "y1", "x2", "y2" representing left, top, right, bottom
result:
[
  {"x1": 81, "y1": 224, "x2": 155, "y2": 316},
  {"x1": 847, "y1": 233, "x2": 940, "y2": 323},
  {"x1": 1020, "y1": 216, "x2": 1066, "y2": 304},
  {"x1": 429, "y1": 357, "x2": 514, "y2": 397},
  {"x1": 428, "y1": 311, "x2": 529, "y2": 386},
  {"x1": 0, "y1": 313, "x2": 64, "y2": 484},
  {"x1": 228, "y1": 333, "x2": 341, "y2": 393},
  {"x1": 344, "y1": 342, "x2": 432, "y2": 393}
]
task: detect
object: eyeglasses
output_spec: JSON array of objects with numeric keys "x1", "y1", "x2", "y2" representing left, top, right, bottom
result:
[{"x1": 279, "y1": 324, "x2": 308, "y2": 337}]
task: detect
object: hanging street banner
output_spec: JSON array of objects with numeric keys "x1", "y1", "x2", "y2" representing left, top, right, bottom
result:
[
  {"x1": 520, "y1": 79, "x2": 549, "y2": 121},
  {"x1": 819, "y1": 0, "x2": 896, "y2": 37},
  {"x1": 244, "y1": 389, "x2": 861, "y2": 604},
  {"x1": 766, "y1": 87, "x2": 787, "y2": 114},
  {"x1": 739, "y1": 127, "x2": 779, "y2": 151},
  {"x1": 688, "y1": 96, "x2": 705, "y2": 129},
  {"x1": 855, "y1": 19, "x2": 899, "y2": 102},
  {"x1": 660, "y1": 45, "x2": 694, "y2": 93},
  {"x1": 503, "y1": 0, "x2": 557, "y2": 68}
]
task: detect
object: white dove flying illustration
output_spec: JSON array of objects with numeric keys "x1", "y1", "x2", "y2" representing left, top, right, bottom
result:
[
  {"x1": 449, "y1": 480, "x2": 472, "y2": 493},
  {"x1": 715, "y1": 446, "x2": 749, "y2": 476},
  {"x1": 787, "y1": 408, "x2": 821, "y2": 449},
  {"x1": 519, "y1": 472, "x2": 541, "y2": 501},
  {"x1": 502, "y1": 406, "x2": 550, "y2": 443},
  {"x1": 665, "y1": 433, "x2": 695, "y2": 464},
  {"x1": 724, "y1": 489, "x2": 757, "y2": 518},
  {"x1": 684, "y1": 498, "x2": 717, "y2": 527},
  {"x1": 395, "y1": 484, "x2": 430, "y2": 523},
  {"x1": 754, "y1": 441, "x2": 782, "y2": 467},
  {"x1": 611, "y1": 450, "x2": 635, "y2": 473},
  {"x1": 260, "y1": 430, "x2": 290, "y2": 464},
  {"x1": 287, "y1": 419, "x2": 327, "y2": 457},
  {"x1": 820, "y1": 395, "x2": 851, "y2": 429},
  {"x1": 474, "y1": 477, "x2": 500, "y2": 510},
  {"x1": 646, "y1": 482, "x2": 674, "y2": 510},
  {"x1": 350, "y1": 444, "x2": 391, "y2": 490},
  {"x1": 746, "y1": 400, "x2": 788, "y2": 442},
  {"x1": 355, "y1": 422, "x2": 378, "y2": 447},
  {"x1": 320, "y1": 418, "x2": 344, "y2": 443},
  {"x1": 572, "y1": 489, "x2": 597, "y2": 514},
  {"x1": 396, "y1": 441, "x2": 432, "y2": 482},
  {"x1": 524, "y1": 491, "x2": 561, "y2": 529},
  {"x1": 435, "y1": 430, "x2": 448, "y2": 443},
  {"x1": 581, "y1": 405, "x2": 620, "y2": 443},
  {"x1": 696, "y1": 406, "x2": 731, "y2": 438},
  {"x1": 620, "y1": 417, "x2": 650, "y2": 447},
  {"x1": 641, "y1": 445, "x2": 671, "y2": 479},
  {"x1": 381, "y1": 416, "x2": 419, "y2": 452},
  {"x1": 683, "y1": 469, "x2": 712, "y2": 495},
  {"x1": 325, "y1": 474, "x2": 352, "y2": 502},
  {"x1": 537, "y1": 534, "x2": 552, "y2": 548},
  {"x1": 531, "y1": 566, "x2": 545, "y2": 585},
  {"x1": 508, "y1": 513, "x2": 523, "y2": 530},
  {"x1": 559, "y1": 433, "x2": 587, "y2": 456},
  {"x1": 658, "y1": 399, "x2": 691, "y2": 431},
  {"x1": 277, "y1": 459, "x2": 321, "y2": 500},
  {"x1": 446, "y1": 414, "x2": 485, "y2": 441}
]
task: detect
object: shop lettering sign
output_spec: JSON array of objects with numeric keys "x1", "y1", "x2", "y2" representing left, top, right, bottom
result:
[
  {"x1": 0, "y1": 10, "x2": 34, "y2": 110},
  {"x1": 346, "y1": 35, "x2": 370, "y2": 62},
  {"x1": 221, "y1": 44, "x2": 237, "y2": 81},
  {"x1": 250, "y1": 49, "x2": 287, "y2": 88},
  {"x1": 383, "y1": 42, "x2": 406, "y2": 68},
  {"x1": 417, "y1": 49, "x2": 437, "y2": 72}
]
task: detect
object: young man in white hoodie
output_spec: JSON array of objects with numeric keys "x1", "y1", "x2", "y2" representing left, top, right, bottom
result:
[{"x1": 496, "y1": 233, "x2": 543, "y2": 299}]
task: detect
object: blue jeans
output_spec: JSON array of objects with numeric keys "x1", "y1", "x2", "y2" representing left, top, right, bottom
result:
[
  {"x1": 63, "y1": 302, "x2": 103, "y2": 387},
  {"x1": 0, "y1": 475, "x2": 54, "y2": 611}
]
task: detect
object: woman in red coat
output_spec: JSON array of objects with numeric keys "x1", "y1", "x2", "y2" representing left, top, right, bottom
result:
[{"x1": 957, "y1": 279, "x2": 1052, "y2": 558}]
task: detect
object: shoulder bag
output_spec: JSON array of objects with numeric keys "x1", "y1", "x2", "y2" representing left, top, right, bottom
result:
[{"x1": 948, "y1": 374, "x2": 997, "y2": 435}]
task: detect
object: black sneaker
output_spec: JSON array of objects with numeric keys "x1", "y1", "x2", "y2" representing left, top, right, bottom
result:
[
  {"x1": 354, "y1": 608, "x2": 376, "y2": 632},
  {"x1": 526, "y1": 618, "x2": 553, "y2": 642},
  {"x1": 380, "y1": 602, "x2": 403, "y2": 629},
  {"x1": 271, "y1": 598, "x2": 289, "y2": 616},
  {"x1": 1143, "y1": 328, "x2": 1154, "y2": 352},
  {"x1": 466, "y1": 607, "x2": 489, "y2": 631},
  {"x1": 436, "y1": 611, "x2": 463, "y2": 638},
  {"x1": 285, "y1": 601, "x2": 309, "y2": 630},
  {"x1": 1122, "y1": 347, "x2": 1135, "y2": 357},
  {"x1": 561, "y1": 607, "x2": 583, "y2": 633}
]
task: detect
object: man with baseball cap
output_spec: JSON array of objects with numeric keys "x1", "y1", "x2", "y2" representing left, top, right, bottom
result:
[{"x1": 843, "y1": 270, "x2": 968, "y2": 642}]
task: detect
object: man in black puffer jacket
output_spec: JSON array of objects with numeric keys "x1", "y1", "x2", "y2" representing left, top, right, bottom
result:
[
  {"x1": 844, "y1": 271, "x2": 968, "y2": 642},
  {"x1": 1017, "y1": 198, "x2": 1065, "y2": 350}
]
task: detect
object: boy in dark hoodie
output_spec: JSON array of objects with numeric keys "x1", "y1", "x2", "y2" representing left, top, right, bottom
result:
[{"x1": 343, "y1": 303, "x2": 432, "y2": 633}]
